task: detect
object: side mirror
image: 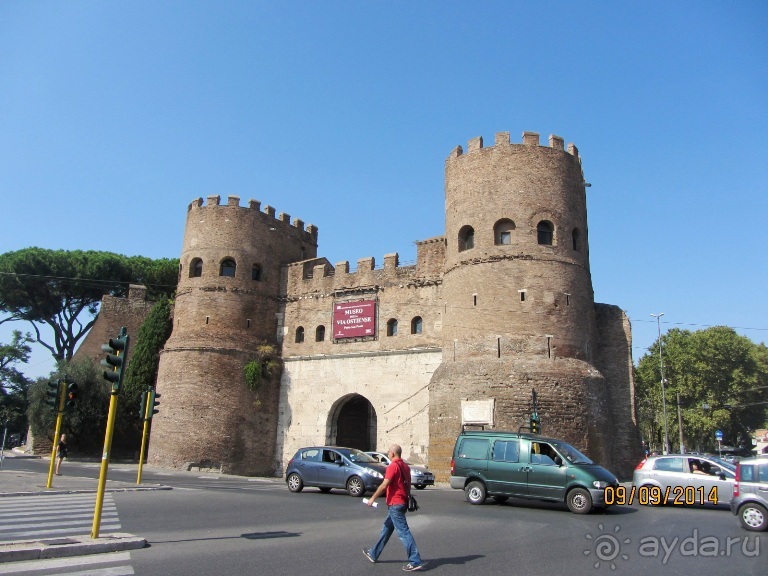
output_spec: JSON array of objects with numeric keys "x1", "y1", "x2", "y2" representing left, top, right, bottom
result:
[
  {"x1": 554, "y1": 456, "x2": 563, "y2": 466},
  {"x1": 719, "y1": 473, "x2": 726, "y2": 481}
]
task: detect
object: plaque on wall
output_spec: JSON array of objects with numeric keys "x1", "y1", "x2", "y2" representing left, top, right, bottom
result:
[{"x1": 461, "y1": 398, "x2": 495, "y2": 426}]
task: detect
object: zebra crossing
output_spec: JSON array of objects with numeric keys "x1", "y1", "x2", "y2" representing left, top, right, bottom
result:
[
  {"x1": 0, "y1": 493, "x2": 121, "y2": 542},
  {"x1": 0, "y1": 551, "x2": 134, "y2": 575}
]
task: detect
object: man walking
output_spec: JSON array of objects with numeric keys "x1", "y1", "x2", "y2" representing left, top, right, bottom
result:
[{"x1": 363, "y1": 444, "x2": 424, "y2": 571}]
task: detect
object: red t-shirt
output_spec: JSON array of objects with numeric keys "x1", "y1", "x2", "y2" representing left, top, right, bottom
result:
[{"x1": 385, "y1": 458, "x2": 411, "y2": 506}]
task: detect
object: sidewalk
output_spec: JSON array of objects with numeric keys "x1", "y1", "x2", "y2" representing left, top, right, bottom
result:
[{"x1": 0, "y1": 449, "x2": 167, "y2": 563}]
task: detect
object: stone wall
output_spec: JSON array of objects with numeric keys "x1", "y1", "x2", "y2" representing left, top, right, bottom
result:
[{"x1": 276, "y1": 348, "x2": 442, "y2": 474}]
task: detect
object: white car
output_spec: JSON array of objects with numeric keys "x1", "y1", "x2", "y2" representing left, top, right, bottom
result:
[{"x1": 365, "y1": 451, "x2": 435, "y2": 489}]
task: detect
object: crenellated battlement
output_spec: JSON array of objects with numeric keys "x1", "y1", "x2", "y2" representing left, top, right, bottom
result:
[
  {"x1": 447, "y1": 131, "x2": 579, "y2": 161},
  {"x1": 284, "y1": 237, "x2": 444, "y2": 296},
  {"x1": 187, "y1": 195, "x2": 318, "y2": 239}
]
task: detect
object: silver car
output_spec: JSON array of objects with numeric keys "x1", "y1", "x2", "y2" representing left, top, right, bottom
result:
[
  {"x1": 730, "y1": 456, "x2": 768, "y2": 531},
  {"x1": 633, "y1": 454, "x2": 736, "y2": 505},
  {"x1": 365, "y1": 451, "x2": 435, "y2": 489},
  {"x1": 285, "y1": 446, "x2": 387, "y2": 497}
]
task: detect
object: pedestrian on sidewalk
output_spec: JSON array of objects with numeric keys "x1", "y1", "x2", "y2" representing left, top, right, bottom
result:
[
  {"x1": 54, "y1": 434, "x2": 68, "y2": 475},
  {"x1": 363, "y1": 444, "x2": 424, "y2": 572}
]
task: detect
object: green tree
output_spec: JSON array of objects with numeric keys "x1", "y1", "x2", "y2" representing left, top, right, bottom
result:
[
  {"x1": 0, "y1": 330, "x2": 33, "y2": 438},
  {"x1": 115, "y1": 296, "x2": 173, "y2": 453},
  {"x1": 27, "y1": 359, "x2": 111, "y2": 455},
  {"x1": 0, "y1": 248, "x2": 178, "y2": 362},
  {"x1": 636, "y1": 326, "x2": 767, "y2": 453}
]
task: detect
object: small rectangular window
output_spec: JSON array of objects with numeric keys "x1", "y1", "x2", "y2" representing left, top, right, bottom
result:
[
  {"x1": 653, "y1": 457, "x2": 683, "y2": 472},
  {"x1": 492, "y1": 440, "x2": 520, "y2": 462},
  {"x1": 473, "y1": 294, "x2": 477, "y2": 306},
  {"x1": 500, "y1": 231, "x2": 511, "y2": 245},
  {"x1": 458, "y1": 438, "x2": 489, "y2": 460},
  {"x1": 519, "y1": 291, "x2": 526, "y2": 302}
]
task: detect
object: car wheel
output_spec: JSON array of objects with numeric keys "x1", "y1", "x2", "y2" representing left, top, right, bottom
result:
[
  {"x1": 465, "y1": 480, "x2": 487, "y2": 505},
  {"x1": 347, "y1": 476, "x2": 365, "y2": 497},
  {"x1": 286, "y1": 473, "x2": 304, "y2": 493},
  {"x1": 319, "y1": 487, "x2": 332, "y2": 493},
  {"x1": 739, "y1": 503, "x2": 768, "y2": 531},
  {"x1": 492, "y1": 496, "x2": 509, "y2": 504},
  {"x1": 415, "y1": 485, "x2": 427, "y2": 490},
  {"x1": 567, "y1": 487, "x2": 593, "y2": 514}
]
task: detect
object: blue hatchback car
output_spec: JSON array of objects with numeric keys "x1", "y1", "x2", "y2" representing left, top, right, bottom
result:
[{"x1": 285, "y1": 446, "x2": 388, "y2": 497}]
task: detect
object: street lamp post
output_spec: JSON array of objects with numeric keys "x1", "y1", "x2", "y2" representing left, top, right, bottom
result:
[{"x1": 651, "y1": 313, "x2": 670, "y2": 454}]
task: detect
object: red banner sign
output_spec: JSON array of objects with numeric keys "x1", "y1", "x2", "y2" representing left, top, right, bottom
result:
[{"x1": 333, "y1": 300, "x2": 376, "y2": 339}]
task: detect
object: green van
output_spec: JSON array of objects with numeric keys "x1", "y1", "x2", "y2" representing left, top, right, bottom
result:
[{"x1": 450, "y1": 430, "x2": 620, "y2": 514}]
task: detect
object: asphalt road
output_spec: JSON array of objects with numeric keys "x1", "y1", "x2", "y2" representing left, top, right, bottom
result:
[{"x1": 2, "y1": 457, "x2": 764, "y2": 576}]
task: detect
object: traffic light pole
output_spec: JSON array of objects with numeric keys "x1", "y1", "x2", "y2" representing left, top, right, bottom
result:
[
  {"x1": 46, "y1": 382, "x2": 66, "y2": 489},
  {"x1": 136, "y1": 393, "x2": 151, "y2": 484},
  {"x1": 92, "y1": 326, "x2": 128, "y2": 539},
  {"x1": 92, "y1": 386, "x2": 119, "y2": 538}
]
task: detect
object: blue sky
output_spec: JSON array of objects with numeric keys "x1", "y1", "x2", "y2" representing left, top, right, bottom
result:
[{"x1": 1, "y1": 2, "x2": 766, "y2": 379}]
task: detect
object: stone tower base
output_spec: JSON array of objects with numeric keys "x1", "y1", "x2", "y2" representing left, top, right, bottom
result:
[
  {"x1": 428, "y1": 357, "x2": 615, "y2": 480},
  {"x1": 149, "y1": 347, "x2": 280, "y2": 476}
]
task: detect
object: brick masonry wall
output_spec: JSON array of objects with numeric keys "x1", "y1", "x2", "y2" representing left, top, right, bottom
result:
[
  {"x1": 150, "y1": 346, "x2": 281, "y2": 475},
  {"x1": 594, "y1": 303, "x2": 644, "y2": 475},
  {"x1": 73, "y1": 285, "x2": 154, "y2": 367}
]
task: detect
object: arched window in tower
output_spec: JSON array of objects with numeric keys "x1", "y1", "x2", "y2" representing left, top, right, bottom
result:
[
  {"x1": 458, "y1": 225, "x2": 475, "y2": 252},
  {"x1": 295, "y1": 326, "x2": 304, "y2": 343},
  {"x1": 315, "y1": 325, "x2": 325, "y2": 342},
  {"x1": 494, "y1": 219, "x2": 516, "y2": 245},
  {"x1": 572, "y1": 228, "x2": 580, "y2": 251},
  {"x1": 411, "y1": 316, "x2": 423, "y2": 335},
  {"x1": 190, "y1": 258, "x2": 203, "y2": 278},
  {"x1": 252, "y1": 264, "x2": 262, "y2": 281},
  {"x1": 537, "y1": 221, "x2": 554, "y2": 246},
  {"x1": 220, "y1": 258, "x2": 237, "y2": 277},
  {"x1": 387, "y1": 318, "x2": 398, "y2": 337}
]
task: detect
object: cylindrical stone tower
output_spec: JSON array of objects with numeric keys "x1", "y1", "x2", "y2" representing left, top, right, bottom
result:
[
  {"x1": 150, "y1": 195, "x2": 318, "y2": 475},
  {"x1": 429, "y1": 131, "x2": 612, "y2": 475}
]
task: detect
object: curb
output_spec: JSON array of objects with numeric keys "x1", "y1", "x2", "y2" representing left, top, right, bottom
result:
[
  {"x1": 0, "y1": 533, "x2": 146, "y2": 563},
  {"x1": 0, "y1": 485, "x2": 172, "y2": 498}
]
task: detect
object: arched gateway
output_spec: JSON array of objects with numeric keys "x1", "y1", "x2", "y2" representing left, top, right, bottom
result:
[{"x1": 327, "y1": 394, "x2": 377, "y2": 451}]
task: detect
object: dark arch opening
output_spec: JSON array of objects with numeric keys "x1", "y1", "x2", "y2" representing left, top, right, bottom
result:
[{"x1": 328, "y1": 394, "x2": 377, "y2": 451}]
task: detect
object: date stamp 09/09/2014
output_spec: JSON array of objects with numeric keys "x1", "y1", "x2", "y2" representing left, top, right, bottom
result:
[{"x1": 604, "y1": 485, "x2": 720, "y2": 506}]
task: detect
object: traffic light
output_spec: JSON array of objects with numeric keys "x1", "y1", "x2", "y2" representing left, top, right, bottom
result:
[
  {"x1": 530, "y1": 413, "x2": 541, "y2": 434},
  {"x1": 148, "y1": 390, "x2": 161, "y2": 418},
  {"x1": 138, "y1": 391, "x2": 148, "y2": 420},
  {"x1": 46, "y1": 381, "x2": 62, "y2": 411},
  {"x1": 65, "y1": 380, "x2": 78, "y2": 408},
  {"x1": 101, "y1": 328, "x2": 129, "y2": 392}
]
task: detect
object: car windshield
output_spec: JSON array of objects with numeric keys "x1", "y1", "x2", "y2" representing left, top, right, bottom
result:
[
  {"x1": 337, "y1": 448, "x2": 378, "y2": 463},
  {"x1": 551, "y1": 441, "x2": 594, "y2": 464}
]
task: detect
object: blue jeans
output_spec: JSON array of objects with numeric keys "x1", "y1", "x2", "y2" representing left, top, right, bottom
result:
[{"x1": 369, "y1": 504, "x2": 422, "y2": 565}]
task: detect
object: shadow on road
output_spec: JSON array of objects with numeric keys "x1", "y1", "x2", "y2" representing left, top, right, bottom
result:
[{"x1": 150, "y1": 531, "x2": 302, "y2": 545}]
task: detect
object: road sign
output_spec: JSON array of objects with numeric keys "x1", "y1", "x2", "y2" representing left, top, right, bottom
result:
[{"x1": 715, "y1": 429, "x2": 723, "y2": 441}]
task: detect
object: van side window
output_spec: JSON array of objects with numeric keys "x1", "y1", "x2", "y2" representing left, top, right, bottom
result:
[
  {"x1": 492, "y1": 440, "x2": 520, "y2": 463},
  {"x1": 458, "y1": 438, "x2": 489, "y2": 460},
  {"x1": 760, "y1": 464, "x2": 768, "y2": 483},
  {"x1": 740, "y1": 465, "x2": 755, "y2": 482}
]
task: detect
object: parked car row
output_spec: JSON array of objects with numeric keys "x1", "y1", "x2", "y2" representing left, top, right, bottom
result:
[{"x1": 283, "y1": 434, "x2": 768, "y2": 532}]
